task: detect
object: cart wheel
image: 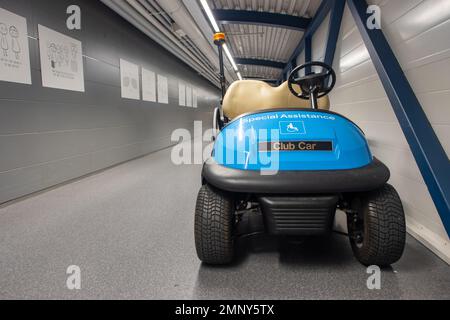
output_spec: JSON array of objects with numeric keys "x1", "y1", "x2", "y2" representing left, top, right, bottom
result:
[
  {"x1": 195, "y1": 184, "x2": 235, "y2": 264},
  {"x1": 348, "y1": 184, "x2": 406, "y2": 267}
]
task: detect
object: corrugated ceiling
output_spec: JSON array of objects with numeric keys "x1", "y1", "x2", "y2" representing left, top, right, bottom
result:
[
  {"x1": 208, "y1": 0, "x2": 323, "y2": 80},
  {"x1": 210, "y1": 0, "x2": 321, "y2": 17},
  {"x1": 239, "y1": 64, "x2": 281, "y2": 80}
]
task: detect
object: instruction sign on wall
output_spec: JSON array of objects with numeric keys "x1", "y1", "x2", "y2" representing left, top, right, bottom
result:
[
  {"x1": 178, "y1": 82, "x2": 186, "y2": 106},
  {"x1": 186, "y1": 86, "x2": 192, "y2": 107},
  {"x1": 38, "y1": 25, "x2": 85, "y2": 92},
  {"x1": 157, "y1": 74, "x2": 168, "y2": 104},
  {"x1": 142, "y1": 68, "x2": 156, "y2": 102},
  {"x1": 120, "y1": 59, "x2": 140, "y2": 100},
  {"x1": 0, "y1": 7, "x2": 32, "y2": 84},
  {"x1": 193, "y1": 88, "x2": 198, "y2": 108}
]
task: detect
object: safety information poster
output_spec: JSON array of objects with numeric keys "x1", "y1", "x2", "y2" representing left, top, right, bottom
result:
[
  {"x1": 38, "y1": 25, "x2": 84, "y2": 92},
  {"x1": 157, "y1": 74, "x2": 168, "y2": 104},
  {"x1": 120, "y1": 59, "x2": 140, "y2": 100},
  {"x1": 193, "y1": 88, "x2": 198, "y2": 108},
  {"x1": 142, "y1": 68, "x2": 156, "y2": 102},
  {"x1": 178, "y1": 82, "x2": 186, "y2": 106},
  {"x1": 186, "y1": 86, "x2": 192, "y2": 107},
  {"x1": 0, "y1": 8, "x2": 32, "y2": 84}
]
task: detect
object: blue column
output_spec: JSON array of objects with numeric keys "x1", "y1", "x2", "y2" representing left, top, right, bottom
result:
[
  {"x1": 324, "y1": 0, "x2": 345, "y2": 66},
  {"x1": 305, "y1": 36, "x2": 312, "y2": 74}
]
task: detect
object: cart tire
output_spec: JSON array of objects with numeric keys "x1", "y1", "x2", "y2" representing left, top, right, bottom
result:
[
  {"x1": 195, "y1": 184, "x2": 234, "y2": 264},
  {"x1": 349, "y1": 184, "x2": 406, "y2": 267}
]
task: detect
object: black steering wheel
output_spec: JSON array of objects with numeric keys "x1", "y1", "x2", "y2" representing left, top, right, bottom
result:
[{"x1": 287, "y1": 61, "x2": 336, "y2": 100}]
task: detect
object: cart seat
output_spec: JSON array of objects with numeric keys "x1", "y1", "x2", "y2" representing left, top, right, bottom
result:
[{"x1": 222, "y1": 80, "x2": 330, "y2": 119}]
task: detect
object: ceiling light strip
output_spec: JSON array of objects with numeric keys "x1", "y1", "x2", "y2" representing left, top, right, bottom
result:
[{"x1": 199, "y1": 0, "x2": 242, "y2": 80}]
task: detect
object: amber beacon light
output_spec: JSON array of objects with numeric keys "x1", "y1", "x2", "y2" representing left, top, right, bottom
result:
[{"x1": 214, "y1": 32, "x2": 226, "y2": 45}]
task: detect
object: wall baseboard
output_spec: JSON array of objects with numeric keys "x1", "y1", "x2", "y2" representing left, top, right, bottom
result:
[{"x1": 407, "y1": 217, "x2": 450, "y2": 265}]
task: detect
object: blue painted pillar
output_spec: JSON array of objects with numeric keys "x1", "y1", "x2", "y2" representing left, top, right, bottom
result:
[
  {"x1": 324, "y1": 0, "x2": 345, "y2": 66},
  {"x1": 305, "y1": 36, "x2": 312, "y2": 74}
]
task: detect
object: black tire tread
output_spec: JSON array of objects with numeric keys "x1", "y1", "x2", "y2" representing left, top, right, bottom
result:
[
  {"x1": 195, "y1": 184, "x2": 234, "y2": 264},
  {"x1": 351, "y1": 184, "x2": 406, "y2": 266}
]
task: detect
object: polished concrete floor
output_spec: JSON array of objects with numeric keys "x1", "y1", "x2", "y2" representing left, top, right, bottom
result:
[{"x1": 0, "y1": 144, "x2": 449, "y2": 300}]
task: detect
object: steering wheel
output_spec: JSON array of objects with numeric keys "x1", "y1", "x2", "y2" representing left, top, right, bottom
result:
[{"x1": 287, "y1": 61, "x2": 336, "y2": 100}]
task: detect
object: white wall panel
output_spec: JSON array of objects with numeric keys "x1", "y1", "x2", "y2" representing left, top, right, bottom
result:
[
  {"x1": 406, "y1": 57, "x2": 450, "y2": 95},
  {"x1": 321, "y1": 0, "x2": 450, "y2": 263},
  {"x1": 379, "y1": 0, "x2": 450, "y2": 44},
  {"x1": 332, "y1": 78, "x2": 386, "y2": 103},
  {"x1": 369, "y1": 0, "x2": 423, "y2": 26},
  {"x1": 296, "y1": 50, "x2": 305, "y2": 67},
  {"x1": 340, "y1": 27, "x2": 365, "y2": 58},
  {"x1": 340, "y1": 3, "x2": 356, "y2": 35},
  {"x1": 312, "y1": 12, "x2": 331, "y2": 61},
  {"x1": 339, "y1": 44, "x2": 370, "y2": 72},
  {"x1": 418, "y1": 90, "x2": 450, "y2": 125},
  {"x1": 392, "y1": 20, "x2": 450, "y2": 70}
]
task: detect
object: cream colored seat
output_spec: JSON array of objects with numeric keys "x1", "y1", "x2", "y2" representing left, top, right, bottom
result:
[{"x1": 222, "y1": 80, "x2": 330, "y2": 119}]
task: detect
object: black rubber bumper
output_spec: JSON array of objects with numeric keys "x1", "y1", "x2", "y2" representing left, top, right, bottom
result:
[{"x1": 202, "y1": 158, "x2": 390, "y2": 194}]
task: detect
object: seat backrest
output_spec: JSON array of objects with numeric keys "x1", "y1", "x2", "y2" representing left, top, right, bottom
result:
[{"x1": 222, "y1": 80, "x2": 330, "y2": 119}]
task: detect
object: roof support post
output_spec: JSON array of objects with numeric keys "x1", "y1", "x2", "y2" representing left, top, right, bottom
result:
[
  {"x1": 324, "y1": 0, "x2": 345, "y2": 66},
  {"x1": 305, "y1": 35, "x2": 312, "y2": 74}
]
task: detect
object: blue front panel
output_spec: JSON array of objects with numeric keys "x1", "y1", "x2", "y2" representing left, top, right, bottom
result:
[{"x1": 213, "y1": 110, "x2": 372, "y2": 171}]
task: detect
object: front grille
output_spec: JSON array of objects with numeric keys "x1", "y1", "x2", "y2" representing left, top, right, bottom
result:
[{"x1": 258, "y1": 196, "x2": 339, "y2": 235}]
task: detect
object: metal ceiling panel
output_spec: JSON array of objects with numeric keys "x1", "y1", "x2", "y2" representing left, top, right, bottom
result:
[
  {"x1": 208, "y1": 0, "x2": 324, "y2": 80},
  {"x1": 224, "y1": 24, "x2": 304, "y2": 61},
  {"x1": 103, "y1": 0, "x2": 324, "y2": 83},
  {"x1": 209, "y1": 0, "x2": 322, "y2": 18},
  {"x1": 213, "y1": 9, "x2": 311, "y2": 30},
  {"x1": 240, "y1": 64, "x2": 282, "y2": 79}
]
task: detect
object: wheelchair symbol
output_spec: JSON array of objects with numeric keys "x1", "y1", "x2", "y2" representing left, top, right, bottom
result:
[
  {"x1": 279, "y1": 121, "x2": 306, "y2": 135},
  {"x1": 286, "y1": 123, "x2": 299, "y2": 133}
]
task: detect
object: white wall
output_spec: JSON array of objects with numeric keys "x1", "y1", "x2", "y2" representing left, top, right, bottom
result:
[
  {"x1": 296, "y1": 50, "x2": 305, "y2": 67},
  {"x1": 314, "y1": 0, "x2": 450, "y2": 263},
  {"x1": 312, "y1": 12, "x2": 331, "y2": 62},
  {"x1": 295, "y1": 12, "x2": 330, "y2": 73}
]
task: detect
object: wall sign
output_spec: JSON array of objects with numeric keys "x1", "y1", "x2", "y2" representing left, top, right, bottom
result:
[
  {"x1": 178, "y1": 82, "x2": 186, "y2": 106},
  {"x1": 38, "y1": 25, "x2": 84, "y2": 92},
  {"x1": 186, "y1": 86, "x2": 192, "y2": 107},
  {"x1": 0, "y1": 7, "x2": 32, "y2": 85},
  {"x1": 142, "y1": 68, "x2": 156, "y2": 102},
  {"x1": 193, "y1": 88, "x2": 198, "y2": 108},
  {"x1": 157, "y1": 74, "x2": 168, "y2": 104},
  {"x1": 120, "y1": 59, "x2": 140, "y2": 100}
]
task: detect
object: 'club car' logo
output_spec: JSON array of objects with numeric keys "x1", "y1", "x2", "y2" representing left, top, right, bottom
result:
[{"x1": 279, "y1": 121, "x2": 306, "y2": 135}]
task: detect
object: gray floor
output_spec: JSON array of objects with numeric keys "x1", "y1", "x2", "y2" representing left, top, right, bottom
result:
[{"x1": 0, "y1": 144, "x2": 449, "y2": 300}]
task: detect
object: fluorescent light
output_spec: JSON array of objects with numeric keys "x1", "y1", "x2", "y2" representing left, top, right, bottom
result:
[
  {"x1": 199, "y1": 0, "x2": 220, "y2": 32},
  {"x1": 199, "y1": 0, "x2": 241, "y2": 80}
]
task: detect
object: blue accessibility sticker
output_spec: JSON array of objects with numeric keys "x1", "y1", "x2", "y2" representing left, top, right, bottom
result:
[{"x1": 279, "y1": 121, "x2": 306, "y2": 134}]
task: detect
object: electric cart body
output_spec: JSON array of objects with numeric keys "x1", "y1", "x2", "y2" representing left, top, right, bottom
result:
[{"x1": 195, "y1": 33, "x2": 406, "y2": 266}]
